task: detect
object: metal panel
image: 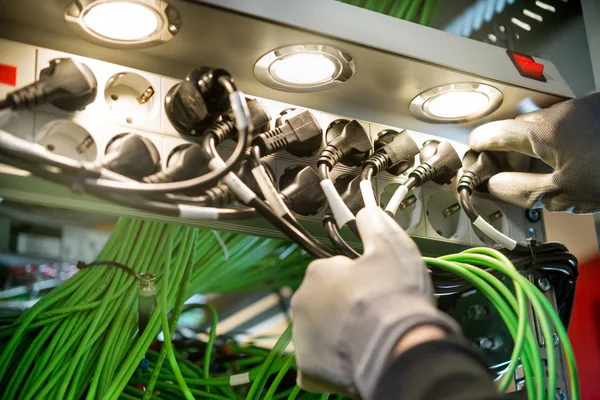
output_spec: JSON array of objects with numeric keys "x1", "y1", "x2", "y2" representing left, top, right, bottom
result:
[{"x1": 0, "y1": 0, "x2": 572, "y2": 142}]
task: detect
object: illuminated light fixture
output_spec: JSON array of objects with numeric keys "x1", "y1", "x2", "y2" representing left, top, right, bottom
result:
[
  {"x1": 254, "y1": 45, "x2": 355, "y2": 92},
  {"x1": 65, "y1": 0, "x2": 180, "y2": 49},
  {"x1": 409, "y1": 83, "x2": 503, "y2": 123}
]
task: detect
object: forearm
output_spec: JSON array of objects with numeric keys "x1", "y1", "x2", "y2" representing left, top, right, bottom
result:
[{"x1": 375, "y1": 329, "x2": 501, "y2": 400}]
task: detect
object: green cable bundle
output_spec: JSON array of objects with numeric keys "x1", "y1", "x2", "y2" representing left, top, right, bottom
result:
[
  {"x1": 425, "y1": 247, "x2": 579, "y2": 400},
  {"x1": 0, "y1": 218, "x2": 310, "y2": 399}
]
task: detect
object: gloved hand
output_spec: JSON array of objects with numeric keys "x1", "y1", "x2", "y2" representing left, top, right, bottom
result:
[
  {"x1": 469, "y1": 93, "x2": 600, "y2": 213},
  {"x1": 291, "y1": 206, "x2": 460, "y2": 399}
]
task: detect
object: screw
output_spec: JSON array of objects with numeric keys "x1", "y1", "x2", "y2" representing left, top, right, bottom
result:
[
  {"x1": 468, "y1": 305, "x2": 488, "y2": 320},
  {"x1": 554, "y1": 333, "x2": 560, "y2": 346},
  {"x1": 556, "y1": 389, "x2": 566, "y2": 400},
  {"x1": 526, "y1": 209, "x2": 541, "y2": 222},
  {"x1": 477, "y1": 337, "x2": 494, "y2": 350},
  {"x1": 537, "y1": 277, "x2": 551, "y2": 292}
]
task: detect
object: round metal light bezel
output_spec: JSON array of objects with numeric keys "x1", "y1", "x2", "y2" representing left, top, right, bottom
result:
[
  {"x1": 409, "y1": 82, "x2": 503, "y2": 123},
  {"x1": 254, "y1": 44, "x2": 355, "y2": 93},
  {"x1": 65, "y1": 0, "x2": 181, "y2": 49}
]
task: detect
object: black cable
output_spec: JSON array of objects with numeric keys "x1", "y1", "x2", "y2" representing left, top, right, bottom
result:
[
  {"x1": 324, "y1": 217, "x2": 359, "y2": 259},
  {"x1": 0, "y1": 153, "x2": 256, "y2": 221},
  {"x1": 76, "y1": 260, "x2": 141, "y2": 279},
  {"x1": 459, "y1": 188, "x2": 479, "y2": 223},
  {"x1": 82, "y1": 76, "x2": 249, "y2": 194},
  {"x1": 203, "y1": 139, "x2": 334, "y2": 258},
  {"x1": 248, "y1": 197, "x2": 333, "y2": 258},
  {"x1": 249, "y1": 145, "x2": 335, "y2": 255}
]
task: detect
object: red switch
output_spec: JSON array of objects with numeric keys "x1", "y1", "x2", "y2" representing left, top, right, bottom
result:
[
  {"x1": 507, "y1": 50, "x2": 546, "y2": 82},
  {"x1": 0, "y1": 64, "x2": 17, "y2": 87}
]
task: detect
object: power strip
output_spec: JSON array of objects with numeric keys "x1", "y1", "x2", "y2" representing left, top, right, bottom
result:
[{"x1": 0, "y1": 38, "x2": 546, "y2": 254}]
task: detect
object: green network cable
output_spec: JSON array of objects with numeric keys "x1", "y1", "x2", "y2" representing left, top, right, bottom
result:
[{"x1": 0, "y1": 217, "x2": 579, "y2": 400}]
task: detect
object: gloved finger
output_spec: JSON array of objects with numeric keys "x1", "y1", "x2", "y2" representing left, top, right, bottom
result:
[
  {"x1": 469, "y1": 119, "x2": 537, "y2": 157},
  {"x1": 487, "y1": 172, "x2": 555, "y2": 209},
  {"x1": 515, "y1": 107, "x2": 550, "y2": 123},
  {"x1": 296, "y1": 370, "x2": 353, "y2": 396},
  {"x1": 355, "y1": 206, "x2": 416, "y2": 255},
  {"x1": 291, "y1": 256, "x2": 350, "y2": 309}
]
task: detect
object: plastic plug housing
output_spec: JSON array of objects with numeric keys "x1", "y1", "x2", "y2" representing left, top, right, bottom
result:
[
  {"x1": 458, "y1": 150, "x2": 503, "y2": 194},
  {"x1": 409, "y1": 140, "x2": 461, "y2": 185},
  {"x1": 101, "y1": 133, "x2": 161, "y2": 180},
  {"x1": 5, "y1": 58, "x2": 97, "y2": 111},
  {"x1": 253, "y1": 110, "x2": 321, "y2": 157},
  {"x1": 366, "y1": 129, "x2": 419, "y2": 175},
  {"x1": 319, "y1": 119, "x2": 372, "y2": 168},
  {"x1": 164, "y1": 67, "x2": 231, "y2": 136},
  {"x1": 334, "y1": 174, "x2": 374, "y2": 214},
  {"x1": 279, "y1": 165, "x2": 326, "y2": 216},
  {"x1": 143, "y1": 143, "x2": 210, "y2": 196}
]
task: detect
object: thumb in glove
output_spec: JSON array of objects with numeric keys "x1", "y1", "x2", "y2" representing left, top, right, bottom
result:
[{"x1": 291, "y1": 206, "x2": 460, "y2": 399}]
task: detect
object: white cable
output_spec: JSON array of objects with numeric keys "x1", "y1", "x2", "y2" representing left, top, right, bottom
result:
[
  {"x1": 251, "y1": 165, "x2": 290, "y2": 218},
  {"x1": 360, "y1": 180, "x2": 378, "y2": 208},
  {"x1": 384, "y1": 185, "x2": 409, "y2": 216},
  {"x1": 320, "y1": 178, "x2": 355, "y2": 227},
  {"x1": 472, "y1": 216, "x2": 518, "y2": 250}
]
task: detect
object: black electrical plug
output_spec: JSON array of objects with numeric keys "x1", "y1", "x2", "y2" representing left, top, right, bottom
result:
[
  {"x1": 279, "y1": 166, "x2": 326, "y2": 216},
  {"x1": 143, "y1": 143, "x2": 210, "y2": 195},
  {"x1": 409, "y1": 140, "x2": 462, "y2": 186},
  {"x1": 365, "y1": 129, "x2": 419, "y2": 175},
  {"x1": 334, "y1": 174, "x2": 375, "y2": 214},
  {"x1": 2, "y1": 58, "x2": 97, "y2": 111},
  {"x1": 99, "y1": 133, "x2": 161, "y2": 180},
  {"x1": 253, "y1": 110, "x2": 322, "y2": 157},
  {"x1": 319, "y1": 119, "x2": 372, "y2": 169},
  {"x1": 164, "y1": 67, "x2": 232, "y2": 136},
  {"x1": 458, "y1": 150, "x2": 503, "y2": 194}
]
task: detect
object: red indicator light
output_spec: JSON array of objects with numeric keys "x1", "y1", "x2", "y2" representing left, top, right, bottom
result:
[
  {"x1": 507, "y1": 50, "x2": 546, "y2": 82},
  {"x1": 0, "y1": 64, "x2": 17, "y2": 87}
]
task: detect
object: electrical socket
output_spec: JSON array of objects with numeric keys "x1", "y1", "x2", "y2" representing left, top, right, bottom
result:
[
  {"x1": 376, "y1": 177, "x2": 426, "y2": 235},
  {"x1": 36, "y1": 49, "x2": 162, "y2": 132},
  {"x1": 469, "y1": 194, "x2": 511, "y2": 246},
  {"x1": 34, "y1": 113, "x2": 97, "y2": 162},
  {"x1": 423, "y1": 186, "x2": 470, "y2": 243}
]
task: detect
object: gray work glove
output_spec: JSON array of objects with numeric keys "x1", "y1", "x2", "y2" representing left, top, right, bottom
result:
[
  {"x1": 291, "y1": 206, "x2": 460, "y2": 399},
  {"x1": 469, "y1": 93, "x2": 600, "y2": 213}
]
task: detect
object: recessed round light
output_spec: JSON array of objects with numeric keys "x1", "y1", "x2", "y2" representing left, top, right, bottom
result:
[
  {"x1": 409, "y1": 83, "x2": 503, "y2": 123},
  {"x1": 254, "y1": 45, "x2": 355, "y2": 93},
  {"x1": 65, "y1": 0, "x2": 181, "y2": 49},
  {"x1": 83, "y1": 2, "x2": 159, "y2": 41}
]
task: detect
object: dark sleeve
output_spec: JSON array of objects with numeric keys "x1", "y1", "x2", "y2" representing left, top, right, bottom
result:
[{"x1": 373, "y1": 338, "x2": 503, "y2": 400}]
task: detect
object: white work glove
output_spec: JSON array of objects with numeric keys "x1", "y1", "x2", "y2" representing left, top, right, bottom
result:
[
  {"x1": 469, "y1": 93, "x2": 600, "y2": 213},
  {"x1": 291, "y1": 206, "x2": 460, "y2": 399}
]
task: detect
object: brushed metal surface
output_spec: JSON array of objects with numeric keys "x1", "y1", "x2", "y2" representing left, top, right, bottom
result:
[{"x1": 0, "y1": 0, "x2": 572, "y2": 142}]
